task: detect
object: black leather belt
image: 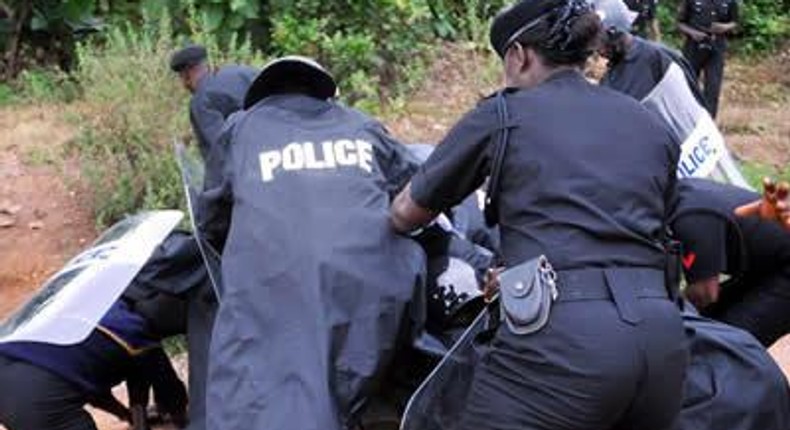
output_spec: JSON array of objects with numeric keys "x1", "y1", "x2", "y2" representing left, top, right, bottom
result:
[{"x1": 555, "y1": 268, "x2": 668, "y2": 302}]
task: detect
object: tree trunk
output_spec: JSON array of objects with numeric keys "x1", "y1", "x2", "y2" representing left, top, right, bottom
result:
[{"x1": 4, "y1": 0, "x2": 32, "y2": 80}]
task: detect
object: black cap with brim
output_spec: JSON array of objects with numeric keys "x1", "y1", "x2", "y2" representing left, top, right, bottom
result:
[
  {"x1": 170, "y1": 44, "x2": 207, "y2": 72},
  {"x1": 243, "y1": 56, "x2": 338, "y2": 109},
  {"x1": 490, "y1": 0, "x2": 565, "y2": 58}
]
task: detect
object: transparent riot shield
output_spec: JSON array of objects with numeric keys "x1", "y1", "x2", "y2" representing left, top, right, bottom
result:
[
  {"x1": 173, "y1": 140, "x2": 224, "y2": 299},
  {"x1": 400, "y1": 307, "x2": 490, "y2": 430},
  {"x1": 0, "y1": 210, "x2": 182, "y2": 345},
  {"x1": 642, "y1": 62, "x2": 752, "y2": 189}
]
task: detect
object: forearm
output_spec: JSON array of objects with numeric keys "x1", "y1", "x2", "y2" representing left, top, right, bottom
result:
[
  {"x1": 391, "y1": 183, "x2": 438, "y2": 233},
  {"x1": 712, "y1": 21, "x2": 737, "y2": 34},
  {"x1": 678, "y1": 22, "x2": 708, "y2": 39}
]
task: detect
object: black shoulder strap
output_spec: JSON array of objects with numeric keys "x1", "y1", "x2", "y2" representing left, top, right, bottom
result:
[{"x1": 484, "y1": 90, "x2": 512, "y2": 227}]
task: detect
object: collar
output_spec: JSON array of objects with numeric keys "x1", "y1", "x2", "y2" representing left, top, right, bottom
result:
[{"x1": 256, "y1": 93, "x2": 334, "y2": 114}]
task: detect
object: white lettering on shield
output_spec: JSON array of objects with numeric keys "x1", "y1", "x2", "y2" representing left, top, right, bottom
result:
[{"x1": 259, "y1": 140, "x2": 373, "y2": 182}]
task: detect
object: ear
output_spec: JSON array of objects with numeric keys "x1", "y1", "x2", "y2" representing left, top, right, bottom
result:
[
  {"x1": 521, "y1": 45, "x2": 538, "y2": 73},
  {"x1": 504, "y1": 43, "x2": 528, "y2": 77}
]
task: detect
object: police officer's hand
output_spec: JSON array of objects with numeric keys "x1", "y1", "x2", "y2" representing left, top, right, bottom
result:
[
  {"x1": 688, "y1": 29, "x2": 710, "y2": 42},
  {"x1": 734, "y1": 177, "x2": 790, "y2": 230},
  {"x1": 684, "y1": 278, "x2": 721, "y2": 309},
  {"x1": 483, "y1": 267, "x2": 503, "y2": 303}
]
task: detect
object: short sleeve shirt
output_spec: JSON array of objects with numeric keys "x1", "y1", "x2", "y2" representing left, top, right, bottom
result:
[{"x1": 411, "y1": 71, "x2": 679, "y2": 269}]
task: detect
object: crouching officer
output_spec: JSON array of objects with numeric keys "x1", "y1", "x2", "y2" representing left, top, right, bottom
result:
[
  {"x1": 0, "y1": 299, "x2": 186, "y2": 430},
  {"x1": 391, "y1": 1, "x2": 687, "y2": 429},
  {"x1": 671, "y1": 177, "x2": 790, "y2": 347},
  {"x1": 170, "y1": 44, "x2": 257, "y2": 187},
  {"x1": 200, "y1": 56, "x2": 425, "y2": 430}
]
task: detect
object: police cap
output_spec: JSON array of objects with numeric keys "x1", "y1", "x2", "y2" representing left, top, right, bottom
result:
[
  {"x1": 169, "y1": 44, "x2": 208, "y2": 73},
  {"x1": 490, "y1": 0, "x2": 570, "y2": 58},
  {"x1": 243, "y1": 56, "x2": 338, "y2": 108}
]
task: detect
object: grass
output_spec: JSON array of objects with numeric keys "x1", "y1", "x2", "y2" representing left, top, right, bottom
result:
[{"x1": 741, "y1": 162, "x2": 790, "y2": 189}]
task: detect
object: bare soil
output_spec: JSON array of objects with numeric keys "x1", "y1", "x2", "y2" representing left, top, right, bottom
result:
[{"x1": 0, "y1": 44, "x2": 787, "y2": 430}]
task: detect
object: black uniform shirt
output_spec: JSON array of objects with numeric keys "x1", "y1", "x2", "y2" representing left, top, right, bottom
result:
[
  {"x1": 625, "y1": 0, "x2": 658, "y2": 27},
  {"x1": 410, "y1": 70, "x2": 679, "y2": 270},
  {"x1": 602, "y1": 37, "x2": 704, "y2": 103},
  {"x1": 678, "y1": 0, "x2": 739, "y2": 33},
  {"x1": 671, "y1": 178, "x2": 790, "y2": 284},
  {"x1": 189, "y1": 65, "x2": 257, "y2": 163}
]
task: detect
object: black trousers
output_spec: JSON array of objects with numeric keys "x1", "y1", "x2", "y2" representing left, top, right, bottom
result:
[
  {"x1": 0, "y1": 356, "x2": 96, "y2": 430},
  {"x1": 704, "y1": 270, "x2": 790, "y2": 347},
  {"x1": 457, "y1": 269, "x2": 688, "y2": 430},
  {"x1": 683, "y1": 39, "x2": 726, "y2": 118}
]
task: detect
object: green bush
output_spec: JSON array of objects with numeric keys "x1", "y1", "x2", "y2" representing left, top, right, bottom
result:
[
  {"x1": 268, "y1": 0, "x2": 435, "y2": 112},
  {"x1": 736, "y1": 0, "x2": 790, "y2": 54},
  {"x1": 72, "y1": 11, "x2": 263, "y2": 227},
  {"x1": 657, "y1": 0, "x2": 790, "y2": 54}
]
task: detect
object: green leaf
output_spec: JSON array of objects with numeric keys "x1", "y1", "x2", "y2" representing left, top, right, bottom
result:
[
  {"x1": 30, "y1": 14, "x2": 49, "y2": 32},
  {"x1": 201, "y1": 5, "x2": 225, "y2": 32}
]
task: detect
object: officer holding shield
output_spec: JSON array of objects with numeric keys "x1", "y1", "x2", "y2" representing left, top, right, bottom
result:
[
  {"x1": 391, "y1": 1, "x2": 687, "y2": 429},
  {"x1": 170, "y1": 44, "x2": 257, "y2": 187},
  {"x1": 200, "y1": 56, "x2": 424, "y2": 430}
]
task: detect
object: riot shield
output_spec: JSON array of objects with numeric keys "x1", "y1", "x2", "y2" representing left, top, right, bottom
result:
[
  {"x1": 0, "y1": 210, "x2": 183, "y2": 345},
  {"x1": 400, "y1": 307, "x2": 490, "y2": 430},
  {"x1": 173, "y1": 140, "x2": 224, "y2": 299},
  {"x1": 642, "y1": 62, "x2": 752, "y2": 189}
]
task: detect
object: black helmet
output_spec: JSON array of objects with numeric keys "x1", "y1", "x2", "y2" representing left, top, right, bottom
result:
[{"x1": 244, "y1": 55, "x2": 338, "y2": 108}]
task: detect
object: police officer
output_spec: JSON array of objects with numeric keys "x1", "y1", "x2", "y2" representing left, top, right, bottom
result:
[
  {"x1": 671, "y1": 177, "x2": 790, "y2": 347},
  {"x1": 624, "y1": 0, "x2": 660, "y2": 39},
  {"x1": 677, "y1": 0, "x2": 739, "y2": 118},
  {"x1": 169, "y1": 44, "x2": 257, "y2": 187},
  {"x1": 390, "y1": 1, "x2": 687, "y2": 429},
  {"x1": 199, "y1": 56, "x2": 424, "y2": 430},
  {"x1": 0, "y1": 298, "x2": 186, "y2": 430},
  {"x1": 598, "y1": 0, "x2": 703, "y2": 104}
]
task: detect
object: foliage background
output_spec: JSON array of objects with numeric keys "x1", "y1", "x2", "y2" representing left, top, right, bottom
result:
[{"x1": 0, "y1": 0, "x2": 788, "y2": 225}]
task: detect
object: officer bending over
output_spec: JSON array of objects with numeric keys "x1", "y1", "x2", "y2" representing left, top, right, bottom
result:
[
  {"x1": 170, "y1": 44, "x2": 256, "y2": 187},
  {"x1": 672, "y1": 178, "x2": 790, "y2": 347},
  {"x1": 0, "y1": 297, "x2": 186, "y2": 430},
  {"x1": 391, "y1": 1, "x2": 686, "y2": 429},
  {"x1": 677, "y1": 0, "x2": 738, "y2": 118},
  {"x1": 598, "y1": 0, "x2": 703, "y2": 104},
  {"x1": 200, "y1": 56, "x2": 424, "y2": 430}
]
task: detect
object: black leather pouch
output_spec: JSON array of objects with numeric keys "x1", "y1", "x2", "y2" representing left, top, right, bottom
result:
[{"x1": 499, "y1": 255, "x2": 558, "y2": 335}]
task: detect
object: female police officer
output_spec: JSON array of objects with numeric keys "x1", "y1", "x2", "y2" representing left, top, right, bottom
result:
[{"x1": 390, "y1": 1, "x2": 687, "y2": 429}]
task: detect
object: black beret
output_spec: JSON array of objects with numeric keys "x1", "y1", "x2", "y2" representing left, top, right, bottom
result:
[
  {"x1": 490, "y1": 0, "x2": 567, "y2": 58},
  {"x1": 244, "y1": 56, "x2": 338, "y2": 108},
  {"x1": 169, "y1": 44, "x2": 207, "y2": 72}
]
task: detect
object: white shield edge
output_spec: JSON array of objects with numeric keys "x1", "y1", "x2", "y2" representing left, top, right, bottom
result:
[
  {"x1": 173, "y1": 139, "x2": 224, "y2": 300},
  {"x1": 642, "y1": 62, "x2": 753, "y2": 190},
  {"x1": 0, "y1": 210, "x2": 183, "y2": 345}
]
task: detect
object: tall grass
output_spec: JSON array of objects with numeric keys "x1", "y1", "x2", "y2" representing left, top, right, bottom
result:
[{"x1": 73, "y1": 12, "x2": 262, "y2": 227}]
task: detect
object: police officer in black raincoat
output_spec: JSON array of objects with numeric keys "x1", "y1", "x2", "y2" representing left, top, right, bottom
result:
[
  {"x1": 672, "y1": 177, "x2": 790, "y2": 347},
  {"x1": 199, "y1": 56, "x2": 424, "y2": 430},
  {"x1": 170, "y1": 44, "x2": 257, "y2": 188},
  {"x1": 677, "y1": 0, "x2": 739, "y2": 118},
  {"x1": 390, "y1": 1, "x2": 687, "y2": 429}
]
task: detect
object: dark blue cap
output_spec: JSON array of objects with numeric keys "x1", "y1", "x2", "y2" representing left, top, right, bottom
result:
[{"x1": 169, "y1": 44, "x2": 208, "y2": 72}]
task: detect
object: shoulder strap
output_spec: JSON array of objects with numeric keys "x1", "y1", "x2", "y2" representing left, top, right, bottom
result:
[{"x1": 483, "y1": 90, "x2": 512, "y2": 227}]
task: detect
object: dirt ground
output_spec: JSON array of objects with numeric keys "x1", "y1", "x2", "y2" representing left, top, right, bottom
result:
[{"x1": 0, "y1": 44, "x2": 788, "y2": 430}]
